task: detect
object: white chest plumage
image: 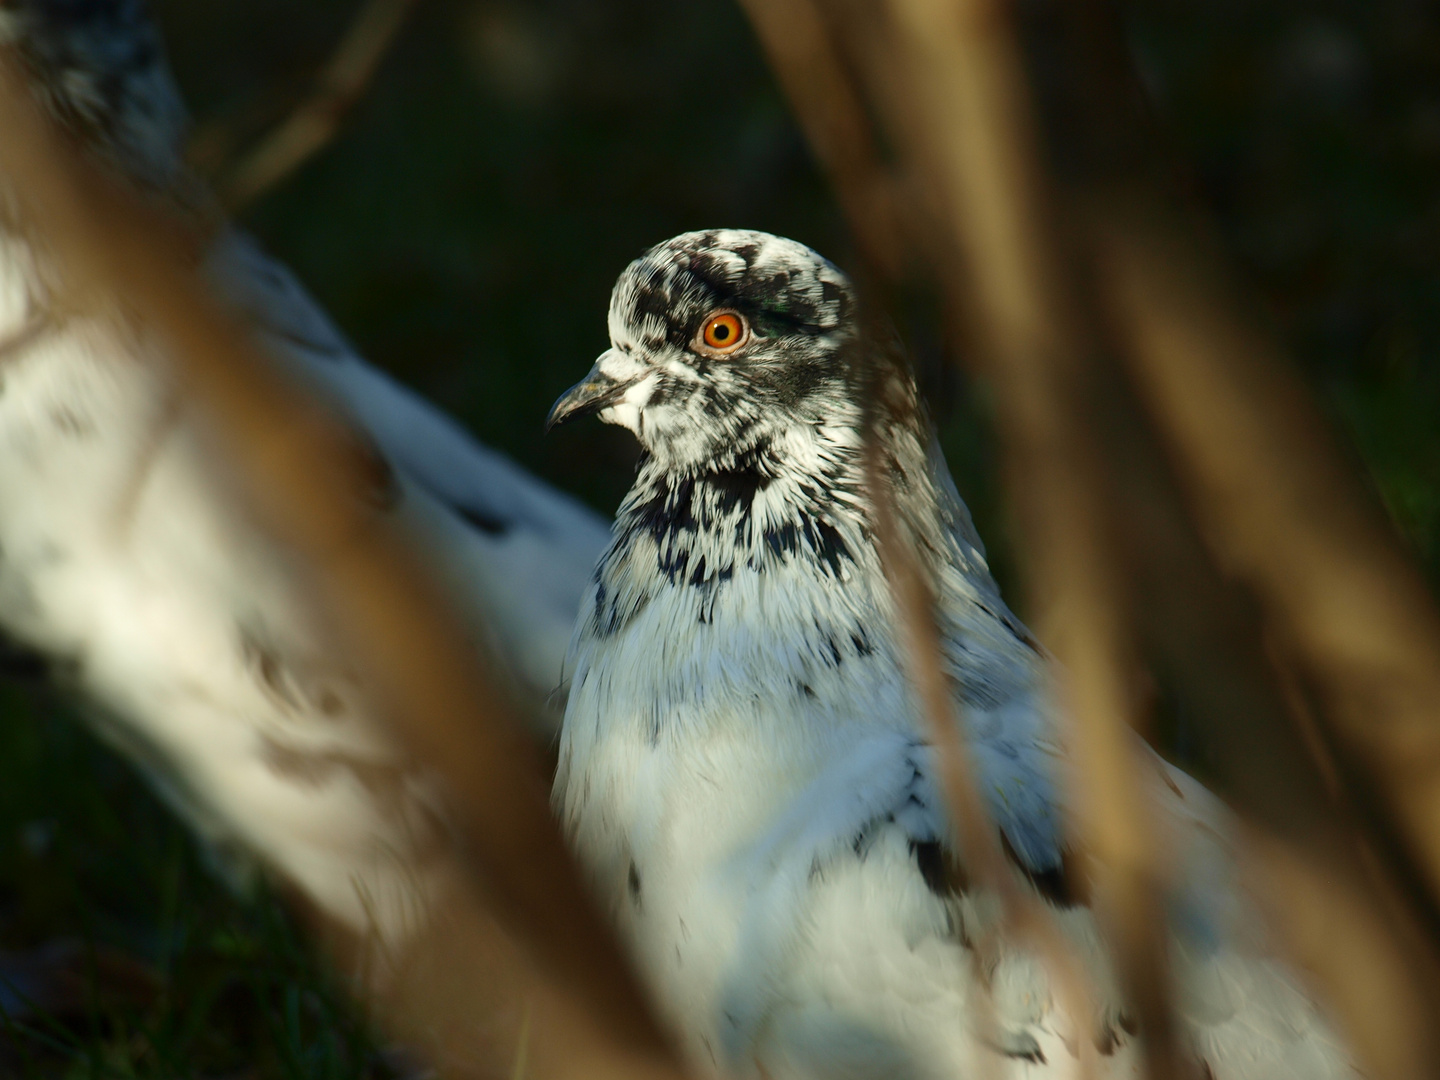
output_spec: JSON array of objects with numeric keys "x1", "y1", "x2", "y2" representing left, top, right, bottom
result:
[
  {"x1": 553, "y1": 228, "x2": 1360, "y2": 1080},
  {"x1": 558, "y1": 463, "x2": 1358, "y2": 1080},
  {"x1": 557, "y1": 448, "x2": 1001, "y2": 1074}
]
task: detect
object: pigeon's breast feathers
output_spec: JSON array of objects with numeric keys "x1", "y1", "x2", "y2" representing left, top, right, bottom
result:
[{"x1": 553, "y1": 230, "x2": 1060, "y2": 862}]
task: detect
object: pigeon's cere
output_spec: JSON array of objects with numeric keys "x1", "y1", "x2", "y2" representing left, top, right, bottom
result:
[
  {"x1": 0, "y1": 0, "x2": 610, "y2": 944},
  {"x1": 552, "y1": 229, "x2": 1359, "y2": 1079}
]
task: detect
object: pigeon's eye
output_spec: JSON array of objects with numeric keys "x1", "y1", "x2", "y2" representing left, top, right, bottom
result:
[{"x1": 697, "y1": 310, "x2": 749, "y2": 355}]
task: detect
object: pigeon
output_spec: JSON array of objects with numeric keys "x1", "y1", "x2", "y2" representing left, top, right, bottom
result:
[
  {"x1": 548, "y1": 229, "x2": 1358, "y2": 1079},
  {"x1": 0, "y1": 0, "x2": 609, "y2": 943}
]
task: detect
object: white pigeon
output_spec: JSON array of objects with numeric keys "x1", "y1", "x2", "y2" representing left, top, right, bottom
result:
[
  {"x1": 548, "y1": 229, "x2": 1360, "y2": 1080},
  {"x1": 0, "y1": 0, "x2": 609, "y2": 943}
]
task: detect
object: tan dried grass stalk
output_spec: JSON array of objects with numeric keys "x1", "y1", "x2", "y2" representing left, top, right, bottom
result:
[
  {"x1": 0, "y1": 47, "x2": 684, "y2": 1080},
  {"x1": 1090, "y1": 198, "x2": 1440, "y2": 907},
  {"x1": 745, "y1": 0, "x2": 1177, "y2": 1074},
  {"x1": 219, "y1": 0, "x2": 421, "y2": 211},
  {"x1": 739, "y1": 0, "x2": 1440, "y2": 1077}
]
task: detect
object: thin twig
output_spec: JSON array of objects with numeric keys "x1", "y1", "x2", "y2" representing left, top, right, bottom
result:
[
  {"x1": 863, "y1": 2, "x2": 1183, "y2": 1074},
  {"x1": 746, "y1": 0, "x2": 1440, "y2": 1076},
  {"x1": 0, "y1": 46, "x2": 683, "y2": 1080},
  {"x1": 1084, "y1": 190, "x2": 1440, "y2": 1080},
  {"x1": 754, "y1": 0, "x2": 1182, "y2": 1072},
  {"x1": 737, "y1": 0, "x2": 903, "y2": 276},
  {"x1": 864, "y1": 439, "x2": 1098, "y2": 1080},
  {"x1": 851, "y1": 1, "x2": 1440, "y2": 1077},
  {"x1": 744, "y1": 7, "x2": 1109, "y2": 1038},
  {"x1": 1048, "y1": 3, "x2": 1440, "y2": 945},
  {"x1": 1091, "y1": 195, "x2": 1440, "y2": 904},
  {"x1": 218, "y1": 0, "x2": 421, "y2": 212}
]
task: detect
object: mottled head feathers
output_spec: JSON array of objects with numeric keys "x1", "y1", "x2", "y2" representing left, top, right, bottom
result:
[
  {"x1": 552, "y1": 229, "x2": 875, "y2": 472},
  {"x1": 610, "y1": 229, "x2": 854, "y2": 349}
]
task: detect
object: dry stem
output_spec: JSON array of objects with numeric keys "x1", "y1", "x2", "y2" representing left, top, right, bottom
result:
[
  {"x1": 0, "y1": 46, "x2": 683, "y2": 1080},
  {"x1": 1091, "y1": 198, "x2": 1440, "y2": 909},
  {"x1": 219, "y1": 0, "x2": 420, "y2": 211},
  {"x1": 776, "y1": 0, "x2": 1184, "y2": 1072},
  {"x1": 738, "y1": 0, "x2": 1440, "y2": 1077}
]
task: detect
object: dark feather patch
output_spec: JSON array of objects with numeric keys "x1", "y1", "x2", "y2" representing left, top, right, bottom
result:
[
  {"x1": 1096, "y1": 1023, "x2": 1120, "y2": 1056},
  {"x1": 910, "y1": 840, "x2": 971, "y2": 898},
  {"x1": 1002, "y1": 1042, "x2": 1047, "y2": 1065},
  {"x1": 912, "y1": 841, "x2": 949, "y2": 897},
  {"x1": 1000, "y1": 830, "x2": 1088, "y2": 908},
  {"x1": 455, "y1": 504, "x2": 510, "y2": 536}
]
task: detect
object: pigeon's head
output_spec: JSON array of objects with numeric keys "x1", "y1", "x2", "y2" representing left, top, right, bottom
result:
[
  {"x1": 548, "y1": 229, "x2": 860, "y2": 471},
  {"x1": 0, "y1": 0, "x2": 188, "y2": 188}
]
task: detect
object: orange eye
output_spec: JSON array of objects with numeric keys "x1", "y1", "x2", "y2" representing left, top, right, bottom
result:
[{"x1": 699, "y1": 311, "x2": 748, "y2": 353}]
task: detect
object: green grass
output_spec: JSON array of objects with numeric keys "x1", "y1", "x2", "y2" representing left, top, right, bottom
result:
[{"x1": 0, "y1": 685, "x2": 386, "y2": 1078}]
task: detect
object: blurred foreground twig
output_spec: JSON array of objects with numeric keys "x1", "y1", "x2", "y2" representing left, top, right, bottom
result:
[
  {"x1": 1091, "y1": 195, "x2": 1440, "y2": 922},
  {"x1": 0, "y1": 45, "x2": 682, "y2": 1080},
  {"x1": 217, "y1": 0, "x2": 421, "y2": 212},
  {"x1": 741, "y1": 0, "x2": 1440, "y2": 1077},
  {"x1": 1049, "y1": 6, "x2": 1440, "y2": 946}
]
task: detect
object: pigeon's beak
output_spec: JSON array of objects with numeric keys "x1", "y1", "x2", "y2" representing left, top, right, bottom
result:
[{"x1": 545, "y1": 350, "x2": 632, "y2": 432}]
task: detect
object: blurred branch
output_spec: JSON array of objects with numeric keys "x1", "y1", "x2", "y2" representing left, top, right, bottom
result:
[
  {"x1": 217, "y1": 0, "x2": 421, "y2": 212},
  {"x1": 737, "y1": 0, "x2": 903, "y2": 276},
  {"x1": 1090, "y1": 194, "x2": 1440, "y2": 915},
  {"x1": 860, "y1": 1, "x2": 1185, "y2": 1074},
  {"x1": 0, "y1": 46, "x2": 683, "y2": 1080},
  {"x1": 864, "y1": 435, "x2": 1099, "y2": 1080},
  {"x1": 780, "y1": 0, "x2": 1183, "y2": 1073},
  {"x1": 1047, "y1": 2, "x2": 1440, "y2": 939},
  {"x1": 740, "y1": 0, "x2": 1440, "y2": 1077}
]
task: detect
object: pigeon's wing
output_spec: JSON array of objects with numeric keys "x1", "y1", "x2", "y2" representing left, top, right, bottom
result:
[
  {"x1": 0, "y1": 0, "x2": 611, "y2": 948},
  {"x1": 0, "y1": 229, "x2": 604, "y2": 941},
  {"x1": 206, "y1": 231, "x2": 611, "y2": 728},
  {"x1": 720, "y1": 726, "x2": 1356, "y2": 1079},
  {"x1": 0, "y1": 277, "x2": 457, "y2": 942}
]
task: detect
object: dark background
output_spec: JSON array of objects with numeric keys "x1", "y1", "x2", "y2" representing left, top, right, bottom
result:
[
  {"x1": 0, "y1": 0, "x2": 1436, "y2": 1073},
  {"x1": 164, "y1": 0, "x2": 1440, "y2": 597}
]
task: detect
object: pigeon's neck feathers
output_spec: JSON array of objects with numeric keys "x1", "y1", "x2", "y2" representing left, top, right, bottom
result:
[
  {"x1": 597, "y1": 413, "x2": 876, "y2": 633},
  {"x1": 578, "y1": 388, "x2": 1037, "y2": 725}
]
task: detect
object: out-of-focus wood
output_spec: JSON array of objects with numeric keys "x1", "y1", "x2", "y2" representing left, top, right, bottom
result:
[
  {"x1": 1050, "y1": 0, "x2": 1440, "y2": 942},
  {"x1": 1091, "y1": 197, "x2": 1440, "y2": 911},
  {"x1": 737, "y1": 0, "x2": 903, "y2": 276},
  {"x1": 832, "y1": 1, "x2": 1187, "y2": 1074},
  {"x1": 897, "y1": 2, "x2": 1195, "y2": 1073},
  {"x1": 218, "y1": 0, "x2": 420, "y2": 211},
  {"x1": 0, "y1": 47, "x2": 684, "y2": 1080},
  {"x1": 738, "y1": 0, "x2": 1440, "y2": 1076},
  {"x1": 1077, "y1": 319, "x2": 1438, "y2": 1080},
  {"x1": 863, "y1": 435, "x2": 1099, "y2": 1080}
]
